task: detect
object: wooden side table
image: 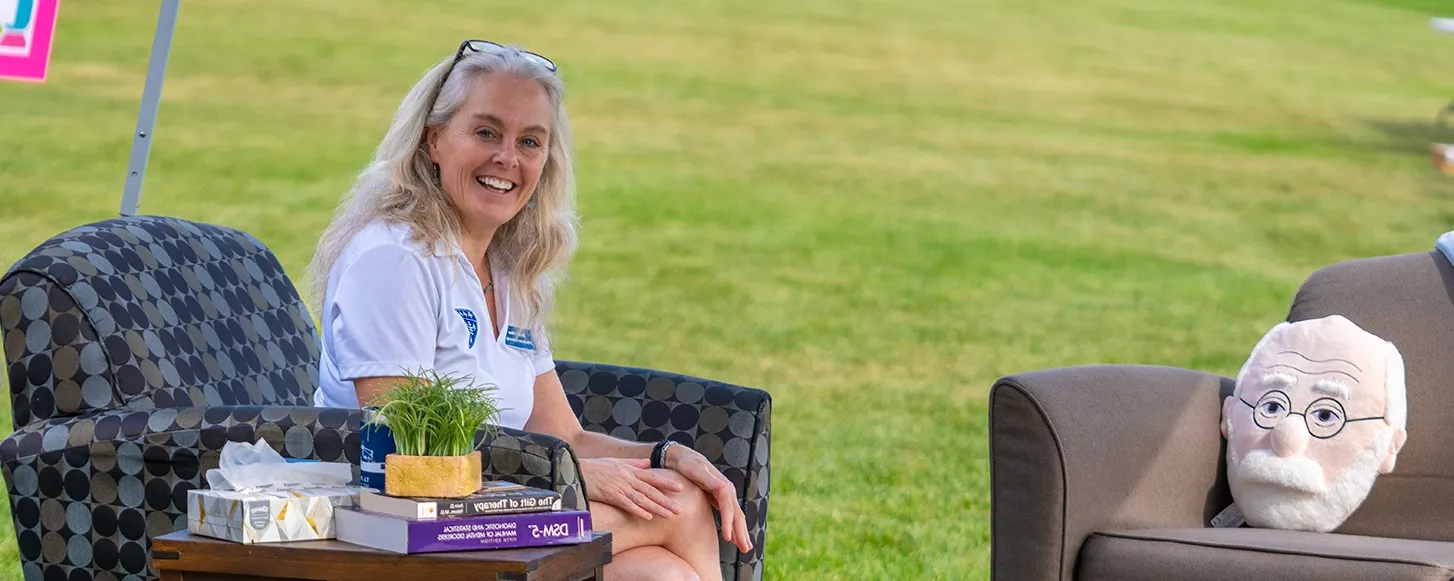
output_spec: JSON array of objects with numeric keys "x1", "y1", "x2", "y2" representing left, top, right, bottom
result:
[{"x1": 150, "y1": 529, "x2": 612, "y2": 581}]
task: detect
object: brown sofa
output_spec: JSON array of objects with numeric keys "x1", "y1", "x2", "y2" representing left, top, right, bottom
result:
[{"x1": 989, "y1": 249, "x2": 1454, "y2": 581}]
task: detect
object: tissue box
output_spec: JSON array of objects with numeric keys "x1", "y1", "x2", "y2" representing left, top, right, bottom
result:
[{"x1": 188, "y1": 486, "x2": 361, "y2": 544}]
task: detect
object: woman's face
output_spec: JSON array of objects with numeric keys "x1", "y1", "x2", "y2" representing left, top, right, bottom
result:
[{"x1": 428, "y1": 71, "x2": 553, "y2": 235}]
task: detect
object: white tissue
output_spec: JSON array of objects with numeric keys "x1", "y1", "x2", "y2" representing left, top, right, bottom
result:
[{"x1": 204, "y1": 439, "x2": 352, "y2": 493}]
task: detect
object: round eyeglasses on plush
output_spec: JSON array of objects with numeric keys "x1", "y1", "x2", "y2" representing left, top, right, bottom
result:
[{"x1": 1237, "y1": 389, "x2": 1386, "y2": 439}]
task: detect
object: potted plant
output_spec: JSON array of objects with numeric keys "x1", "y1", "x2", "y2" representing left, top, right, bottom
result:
[{"x1": 364, "y1": 369, "x2": 501, "y2": 498}]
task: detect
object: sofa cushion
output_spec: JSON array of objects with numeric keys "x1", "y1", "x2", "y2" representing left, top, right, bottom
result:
[{"x1": 1078, "y1": 528, "x2": 1454, "y2": 581}]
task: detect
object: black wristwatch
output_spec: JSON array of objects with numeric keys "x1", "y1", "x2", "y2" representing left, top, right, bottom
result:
[{"x1": 651, "y1": 440, "x2": 677, "y2": 469}]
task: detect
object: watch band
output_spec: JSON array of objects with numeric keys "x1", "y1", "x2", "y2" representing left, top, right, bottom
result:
[{"x1": 651, "y1": 440, "x2": 676, "y2": 469}]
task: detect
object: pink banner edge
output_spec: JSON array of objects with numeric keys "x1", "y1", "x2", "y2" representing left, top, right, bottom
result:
[{"x1": 0, "y1": 0, "x2": 61, "y2": 83}]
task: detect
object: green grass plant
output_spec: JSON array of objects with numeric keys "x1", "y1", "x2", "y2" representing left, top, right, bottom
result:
[{"x1": 366, "y1": 370, "x2": 501, "y2": 458}]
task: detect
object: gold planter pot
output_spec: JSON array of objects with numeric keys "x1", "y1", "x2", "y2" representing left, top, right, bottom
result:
[{"x1": 383, "y1": 451, "x2": 482, "y2": 498}]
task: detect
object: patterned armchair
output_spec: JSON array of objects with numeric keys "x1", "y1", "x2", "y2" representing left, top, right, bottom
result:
[{"x1": 0, "y1": 216, "x2": 772, "y2": 581}]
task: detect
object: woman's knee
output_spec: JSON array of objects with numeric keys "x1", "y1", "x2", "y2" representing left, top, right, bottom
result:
[{"x1": 654, "y1": 470, "x2": 713, "y2": 516}]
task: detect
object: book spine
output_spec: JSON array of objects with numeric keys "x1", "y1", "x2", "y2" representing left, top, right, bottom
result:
[
  {"x1": 432, "y1": 495, "x2": 559, "y2": 517},
  {"x1": 364, "y1": 492, "x2": 561, "y2": 519},
  {"x1": 358, "y1": 494, "x2": 431, "y2": 519},
  {"x1": 406, "y1": 511, "x2": 592, "y2": 553}
]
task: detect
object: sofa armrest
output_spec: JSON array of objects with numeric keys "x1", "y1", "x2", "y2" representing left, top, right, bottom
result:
[
  {"x1": 476, "y1": 426, "x2": 588, "y2": 511},
  {"x1": 990, "y1": 364, "x2": 1234, "y2": 581}
]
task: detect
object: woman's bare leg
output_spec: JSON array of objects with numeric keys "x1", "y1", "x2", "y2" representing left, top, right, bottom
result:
[
  {"x1": 604, "y1": 546, "x2": 699, "y2": 581},
  {"x1": 591, "y1": 469, "x2": 724, "y2": 581}
]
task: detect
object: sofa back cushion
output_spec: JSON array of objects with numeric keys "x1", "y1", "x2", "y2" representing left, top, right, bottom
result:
[{"x1": 1285, "y1": 250, "x2": 1454, "y2": 540}]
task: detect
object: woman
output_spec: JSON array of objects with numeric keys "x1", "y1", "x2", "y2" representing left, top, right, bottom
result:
[{"x1": 307, "y1": 40, "x2": 750, "y2": 581}]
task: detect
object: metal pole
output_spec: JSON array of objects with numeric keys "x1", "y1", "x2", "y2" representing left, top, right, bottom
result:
[{"x1": 119, "y1": 0, "x2": 181, "y2": 217}]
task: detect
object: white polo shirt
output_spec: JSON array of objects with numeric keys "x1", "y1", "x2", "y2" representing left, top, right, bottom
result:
[{"x1": 313, "y1": 220, "x2": 553, "y2": 430}]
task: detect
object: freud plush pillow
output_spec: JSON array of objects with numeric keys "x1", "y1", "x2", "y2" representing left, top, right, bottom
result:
[{"x1": 1220, "y1": 315, "x2": 1408, "y2": 532}]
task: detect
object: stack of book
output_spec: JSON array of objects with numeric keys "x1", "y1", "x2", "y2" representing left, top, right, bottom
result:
[{"x1": 335, "y1": 481, "x2": 592, "y2": 554}]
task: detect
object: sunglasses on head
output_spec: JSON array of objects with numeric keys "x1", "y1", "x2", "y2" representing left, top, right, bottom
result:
[
  {"x1": 422, "y1": 40, "x2": 557, "y2": 142},
  {"x1": 448, "y1": 39, "x2": 557, "y2": 76}
]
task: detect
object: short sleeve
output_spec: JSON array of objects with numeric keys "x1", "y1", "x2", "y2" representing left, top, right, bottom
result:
[
  {"x1": 327, "y1": 244, "x2": 439, "y2": 380},
  {"x1": 531, "y1": 327, "x2": 555, "y2": 376}
]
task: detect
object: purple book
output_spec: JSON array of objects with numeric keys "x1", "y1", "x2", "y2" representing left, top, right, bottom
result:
[{"x1": 334, "y1": 507, "x2": 593, "y2": 554}]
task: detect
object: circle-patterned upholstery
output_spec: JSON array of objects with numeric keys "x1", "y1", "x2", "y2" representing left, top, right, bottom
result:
[
  {"x1": 558, "y1": 361, "x2": 773, "y2": 581},
  {"x1": 0, "y1": 216, "x2": 770, "y2": 581},
  {"x1": 1, "y1": 216, "x2": 320, "y2": 429},
  {"x1": 0, "y1": 403, "x2": 362, "y2": 581},
  {"x1": 478, "y1": 425, "x2": 587, "y2": 513},
  {"x1": 0, "y1": 403, "x2": 591, "y2": 581}
]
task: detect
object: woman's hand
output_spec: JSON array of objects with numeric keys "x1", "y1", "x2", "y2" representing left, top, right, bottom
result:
[
  {"x1": 666, "y1": 445, "x2": 753, "y2": 553},
  {"x1": 579, "y1": 458, "x2": 686, "y2": 521}
]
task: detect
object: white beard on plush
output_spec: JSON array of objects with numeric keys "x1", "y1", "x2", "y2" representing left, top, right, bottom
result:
[{"x1": 1227, "y1": 416, "x2": 1395, "y2": 533}]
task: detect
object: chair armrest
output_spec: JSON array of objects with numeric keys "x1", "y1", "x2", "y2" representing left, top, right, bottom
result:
[
  {"x1": 476, "y1": 426, "x2": 588, "y2": 511},
  {"x1": 555, "y1": 360, "x2": 772, "y2": 581},
  {"x1": 990, "y1": 364, "x2": 1234, "y2": 581},
  {"x1": 0, "y1": 404, "x2": 591, "y2": 507},
  {"x1": 0, "y1": 405, "x2": 359, "y2": 468},
  {"x1": 0, "y1": 404, "x2": 362, "y2": 571}
]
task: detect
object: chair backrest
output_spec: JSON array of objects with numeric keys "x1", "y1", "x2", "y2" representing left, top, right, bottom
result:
[
  {"x1": 0, "y1": 216, "x2": 320, "y2": 429},
  {"x1": 1285, "y1": 249, "x2": 1454, "y2": 541}
]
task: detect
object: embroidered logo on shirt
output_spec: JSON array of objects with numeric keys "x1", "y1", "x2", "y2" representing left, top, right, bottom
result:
[
  {"x1": 456, "y1": 308, "x2": 479, "y2": 348},
  {"x1": 504, "y1": 325, "x2": 535, "y2": 351}
]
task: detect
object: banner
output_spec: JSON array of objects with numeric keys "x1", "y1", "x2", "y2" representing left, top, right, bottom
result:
[{"x1": 0, "y1": 0, "x2": 59, "y2": 83}]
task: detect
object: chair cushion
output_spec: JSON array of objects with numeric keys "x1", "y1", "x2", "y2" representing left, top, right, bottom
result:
[{"x1": 1079, "y1": 528, "x2": 1454, "y2": 581}]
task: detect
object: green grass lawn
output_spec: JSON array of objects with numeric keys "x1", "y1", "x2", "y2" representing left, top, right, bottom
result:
[{"x1": 3, "y1": 0, "x2": 1453, "y2": 578}]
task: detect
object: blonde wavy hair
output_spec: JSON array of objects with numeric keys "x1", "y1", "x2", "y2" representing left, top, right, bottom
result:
[{"x1": 308, "y1": 44, "x2": 578, "y2": 331}]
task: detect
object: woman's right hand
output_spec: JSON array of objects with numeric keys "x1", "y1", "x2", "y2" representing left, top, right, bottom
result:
[{"x1": 579, "y1": 458, "x2": 685, "y2": 520}]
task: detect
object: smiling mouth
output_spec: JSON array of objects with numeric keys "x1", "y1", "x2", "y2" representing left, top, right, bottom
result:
[{"x1": 475, "y1": 176, "x2": 516, "y2": 194}]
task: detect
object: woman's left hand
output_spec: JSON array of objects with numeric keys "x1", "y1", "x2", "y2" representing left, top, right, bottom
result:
[{"x1": 666, "y1": 445, "x2": 753, "y2": 554}]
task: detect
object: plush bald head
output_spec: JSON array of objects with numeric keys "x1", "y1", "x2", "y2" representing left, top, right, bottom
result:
[{"x1": 1222, "y1": 315, "x2": 1407, "y2": 532}]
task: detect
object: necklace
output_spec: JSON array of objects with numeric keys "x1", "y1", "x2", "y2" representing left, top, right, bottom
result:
[{"x1": 482, "y1": 250, "x2": 493, "y2": 295}]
